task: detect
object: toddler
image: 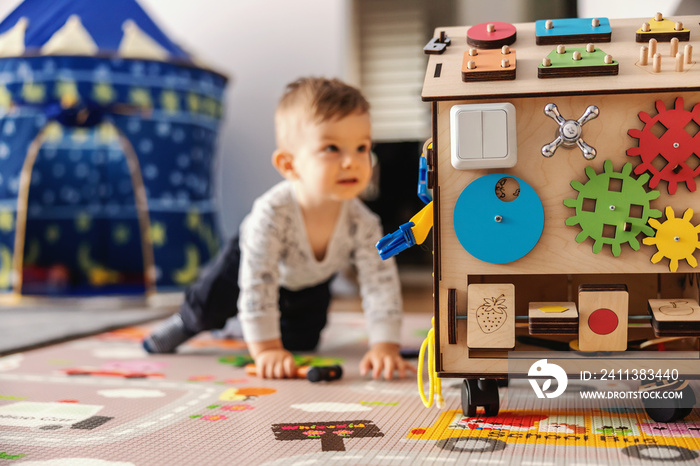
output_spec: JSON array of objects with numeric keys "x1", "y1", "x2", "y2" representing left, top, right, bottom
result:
[{"x1": 144, "y1": 77, "x2": 412, "y2": 380}]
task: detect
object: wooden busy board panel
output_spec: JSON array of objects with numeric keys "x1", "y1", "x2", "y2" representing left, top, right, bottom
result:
[
  {"x1": 423, "y1": 16, "x2": 699, "y2": 101},
  {"x1": 435, "y1": 91, "x2": 700, "y2": 279}
]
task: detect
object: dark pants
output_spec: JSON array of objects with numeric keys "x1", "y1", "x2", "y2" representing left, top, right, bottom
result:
[{"x1": 179, "y1": 236, "x2": 331, "y2": 351}]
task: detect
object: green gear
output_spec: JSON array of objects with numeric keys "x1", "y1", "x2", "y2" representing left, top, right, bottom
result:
[{"x1": 564, "y1": 160, "x2": 662, "y2": 256}]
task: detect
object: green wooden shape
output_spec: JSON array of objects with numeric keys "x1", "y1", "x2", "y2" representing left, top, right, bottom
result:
[
  {"x1": 538, "y1": 47, "x2": 618, "y2": 70},
  {"x1": 563, "y1": 161, "x2": 662, "y2": 256}
]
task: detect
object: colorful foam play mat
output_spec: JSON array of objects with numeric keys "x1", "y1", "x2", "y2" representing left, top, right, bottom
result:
[{"x1": 1, "y1": 312, "x2": 699, "y2": 465}]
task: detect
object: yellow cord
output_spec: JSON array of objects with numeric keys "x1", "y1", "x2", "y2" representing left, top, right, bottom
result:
[{"x1": 417, "y1": 317, "x2": 444, "y2": 408}]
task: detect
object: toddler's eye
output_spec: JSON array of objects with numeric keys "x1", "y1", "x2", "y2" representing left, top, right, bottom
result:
[
  {"x1": 357, "y1": 145, "x2": 368, "y2": 153},
  {"x1": 324, "y1": 145, "x2": 340, "y2": 153}
]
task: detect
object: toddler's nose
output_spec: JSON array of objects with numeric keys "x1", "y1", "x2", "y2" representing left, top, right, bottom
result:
[{"x1": 340, "y1": 152, "x2": 354, "y2": 168}]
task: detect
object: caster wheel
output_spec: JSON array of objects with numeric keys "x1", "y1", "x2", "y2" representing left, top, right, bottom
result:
[
  {"x1": 643, "y1": 381, "x2": 696, "y2": 422},
  {"x1": 461, "y1": 378, "x2": 500, "y2": 417},
  {"x1": 461, "y1": 379, "x2": 477, "y2": 417},
  {"x1": 644, "y1": 404, "x2": 685, "y2": 423},
  {"x1": 483, "y1": 402, "x2": 500, "y2": 417}
]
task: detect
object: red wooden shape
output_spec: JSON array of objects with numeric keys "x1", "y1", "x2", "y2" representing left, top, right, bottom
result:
[
  {"x1": 467, "y1": 22, "x2": 517, "y2": 48},
  {"x1": 627, "y1": 97, "x2": 700, "y2": 194},
  {"x1": 588, "y1": 308, "x2": 618, "y2": 335}
]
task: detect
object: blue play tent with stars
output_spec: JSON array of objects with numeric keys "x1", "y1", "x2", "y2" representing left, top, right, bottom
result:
[{"x1": 0, "y1": 0, "x2": 227, "y2": 295}]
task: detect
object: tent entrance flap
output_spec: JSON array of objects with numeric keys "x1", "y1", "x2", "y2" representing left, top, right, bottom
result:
[{"x1": 14, "y1": 121, "x2": 155, "y2": 296}]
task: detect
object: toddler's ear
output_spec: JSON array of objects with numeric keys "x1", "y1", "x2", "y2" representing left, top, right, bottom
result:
[{"x1": 272, "y1": 150, "x2": 297, "y2": 179}]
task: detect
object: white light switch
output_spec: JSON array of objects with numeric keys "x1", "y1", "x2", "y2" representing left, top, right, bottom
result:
[
  {"x1": 450, "y1": 103, "x2": 517, "y2": 169},
  {"x1": 457, "y1": 110, "x2": 482, "y2": 159}
]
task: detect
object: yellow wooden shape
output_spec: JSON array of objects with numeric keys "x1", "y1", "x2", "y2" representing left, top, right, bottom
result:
[
  {"x1": 644, "y1": 206, "x2": 700, "y2": 272},
  {"x1": 636, "y1": 18, "x2": 689, "y2": 34},
  {"x1": 539, "y1": 305, "x2": 569, "y2": 313},
  {"x1": 529, "y1": 302, "x2": 578, "y2": 321}
]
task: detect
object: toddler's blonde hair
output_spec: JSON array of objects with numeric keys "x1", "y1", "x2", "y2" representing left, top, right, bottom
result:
[{"x1": 275, "y1": 77, "x2": 370, "y2": 151}]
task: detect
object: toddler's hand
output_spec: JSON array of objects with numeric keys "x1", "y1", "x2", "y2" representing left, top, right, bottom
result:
[
  {"x1": 360, "y1": 342, "x2": 416, "y2": 380},
  {"x1": 253, "y1": 348, "x2": 297, "y2": 379}
]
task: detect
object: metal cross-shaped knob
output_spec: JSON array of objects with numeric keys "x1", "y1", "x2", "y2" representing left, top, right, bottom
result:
[{"x1": 541, "y1": 103, "x2": 599, "y2": 160}]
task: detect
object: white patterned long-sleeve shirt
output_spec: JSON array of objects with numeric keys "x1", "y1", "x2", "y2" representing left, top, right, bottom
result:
[{"x1": 237, "y1": 181, "x2": 402, "y2": 346}]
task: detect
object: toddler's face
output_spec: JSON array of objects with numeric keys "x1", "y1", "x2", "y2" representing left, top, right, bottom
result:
[{"x1": 291, "y1": 111, "x2": 372, "y2": 203}]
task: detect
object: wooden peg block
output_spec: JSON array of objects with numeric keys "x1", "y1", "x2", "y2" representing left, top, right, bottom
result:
[
  {"x1": 653, "y1": 52, "x2": 661, "y2": 72},
  {"x1": 685, "y1": 44, "x2": 693, "y2": 63},
  {"x1": 467, "y1": 21, "x2": 517, "y2": 49},
  {"x1": 636, "y1": 14, "x2": 690, "y2": 42},
  {"x1": 467, "y1": 283, "x2": 515, "y2": 349},
  {"x1": 535, "y1": 17, "x2": 611, "y2": 45},
  {"x1": 648, "y1": 38, "x2": 657, "y2": 59},
  {"x1": 578, "y1": 284, "x2": 628, "y2": 351},
  {"x1": 648, "y1": 299, "x2": 700, "y2": 336},
  {"x1": 529, "y1": 302, "x2": 578, "y2": 335},
  {"x1": 538, "y1": 46, "x2": 618, "y2": 78},
  {"x1": 461, "y1": 48, "x2": 517, "y2": 82}
]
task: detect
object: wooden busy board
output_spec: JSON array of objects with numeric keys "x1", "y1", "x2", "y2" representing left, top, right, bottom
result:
[{"x1": 423, "y1": 16, "x2": 700, "y2": 376}]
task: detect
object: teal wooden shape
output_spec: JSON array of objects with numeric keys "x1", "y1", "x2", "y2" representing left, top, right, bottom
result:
[
  {"x1": 536, "y1": 18, "x2": 611, "y2": 44},
  {"x1": 453, "y1": 174, "x2": 544, "y2": 264}
]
